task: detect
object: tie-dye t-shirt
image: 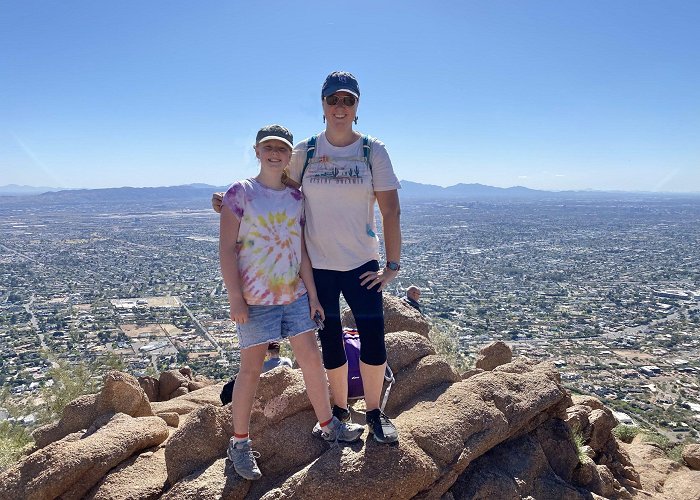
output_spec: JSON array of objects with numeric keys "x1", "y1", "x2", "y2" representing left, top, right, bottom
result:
[{"x1": 222, "y1": 178, "x2": 307, "y2": 305}]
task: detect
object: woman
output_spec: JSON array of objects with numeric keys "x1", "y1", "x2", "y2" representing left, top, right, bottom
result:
[{"x1": 216, "y1": 72, "x2": 402, "y2": 443}]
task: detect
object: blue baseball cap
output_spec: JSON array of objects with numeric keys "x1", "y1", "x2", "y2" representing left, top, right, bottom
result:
[{"x1": 321, "y1": 71, "x2": 360, "y2": 98}]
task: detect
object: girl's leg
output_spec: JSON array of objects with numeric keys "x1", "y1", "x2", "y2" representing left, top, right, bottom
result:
[
  {"x1": 231, "y1": 342, "x2": 269, "y2": 437},
  {"x1": 289, "y1": 329, "x2": 332, "y2": 424}
]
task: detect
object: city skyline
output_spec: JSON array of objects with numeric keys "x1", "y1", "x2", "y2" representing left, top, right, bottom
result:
[{"x1": 2, "y1": 1, "x2": 700, "y2": 192}]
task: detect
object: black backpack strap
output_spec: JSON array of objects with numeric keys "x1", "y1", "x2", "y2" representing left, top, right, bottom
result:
[{"x1": 301, "y1": 135, "x2": 318, "y2": 182}]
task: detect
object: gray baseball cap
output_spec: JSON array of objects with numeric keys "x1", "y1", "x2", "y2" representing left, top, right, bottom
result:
[{"x1": 255, "y1": 124, "x2": 294, "y2": 149}]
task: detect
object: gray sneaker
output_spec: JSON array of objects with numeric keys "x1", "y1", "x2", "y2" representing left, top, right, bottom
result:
[
  {"x1": 312, "y1": 405, "x2": 351, "y2": 438},
  {"x1": 321, "y1": 416, "x2": 364, "y2": 444},
  {"x1": 227, "y1": 438, "x2": 262, "y2": 480}
]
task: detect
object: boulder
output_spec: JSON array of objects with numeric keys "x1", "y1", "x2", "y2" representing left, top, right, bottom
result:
[
  {"x1": 159, "y1": 369, "x2": 190, "y2": 399},
  {"x1": 32, "y1": 371, "x2": 153, "y2": 449},
  {"x1": 138, "y1": 375, "x2": 160, "y2": 402},
  {"x1": 475, "y1": 341, "x2": 512, "y2": 371},
  {"x1": 682, "y1": 443, "x2": 700, "y2": 470},
  {"x1": 85, "y1": 448, "x2": 168, "y2": 500},
  {"x1": 0, "y1": 413, "x2": 168, "y2": 500},
  {"x1": 157, "y1": 411, "x2": 180, "y2": 427},
  {"x1": 96, "y1": 371, "x2": 154, "y2": 418},
  {"x1": 342, "y1": 294, "x2": 431, "y2": 338}
]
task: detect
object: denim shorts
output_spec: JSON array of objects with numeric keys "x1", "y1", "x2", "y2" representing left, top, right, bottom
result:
[{"x1": 237, "y1": 293, "x2": 317, "y2": 349}]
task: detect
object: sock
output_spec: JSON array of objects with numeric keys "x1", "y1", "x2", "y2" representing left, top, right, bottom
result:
[
  {"x1": 320, "y1": 417, "x2": 334, "y2": 433},
  {"x1": 233, "y1": 432, "x2": 249, "y2": 446}
]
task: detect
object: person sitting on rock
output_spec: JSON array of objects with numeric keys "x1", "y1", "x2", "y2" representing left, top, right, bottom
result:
[
  {"x1": 402, "y1": 285, "x2": 422, "y2": 314},
  {"x1": 261, "y1": 342, "x2": 292, "y2": 373}
]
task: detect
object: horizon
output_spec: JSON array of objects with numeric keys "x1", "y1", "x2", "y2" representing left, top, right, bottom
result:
[{"x1": 2, "y1": 1, "x2": 699, "y2": 192}]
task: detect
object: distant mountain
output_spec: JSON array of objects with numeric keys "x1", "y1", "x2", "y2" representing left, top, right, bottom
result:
[
  {"x1": 0, "y1": 184, "x2": 64, "y2": 196},
  {"x1": 2, "y1": 182, "x2": 698, "y2": 205}
]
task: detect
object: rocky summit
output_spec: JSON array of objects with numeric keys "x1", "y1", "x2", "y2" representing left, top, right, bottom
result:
[{"x1": 2, "y1": 298, "x2": 699, "y2": 499}]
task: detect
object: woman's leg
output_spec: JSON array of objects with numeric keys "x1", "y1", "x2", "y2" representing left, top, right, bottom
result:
[
  {"x1": 341, "y1": 260, "x2": 386, "y2": 411},
  {"x1": 231, "y1": 343, "x2": 269, "y2": 436},
  {"x1": 289, "y1": 329, "x2": 332, "y2": 424},
  {"x1": 313, "y1": 268, "x2": 349, "y2": 409}
]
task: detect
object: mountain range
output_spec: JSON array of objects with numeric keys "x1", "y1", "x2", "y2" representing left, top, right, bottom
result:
[{"x1": 0, "y1": 181, "x2": 698, "y2": 202}]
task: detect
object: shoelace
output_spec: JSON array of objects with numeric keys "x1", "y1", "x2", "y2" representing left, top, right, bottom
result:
[{"x1": 322, "y1": 423, "x2": 341, "y2": 449}]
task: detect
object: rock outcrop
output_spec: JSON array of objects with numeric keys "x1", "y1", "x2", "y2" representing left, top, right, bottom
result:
[
  {"x1": 4, "y1": 305, "x2": 698, "y2": 499},
  {"x1": 342, "y1": 293, "x2": 431, "y2": 337},
  {"x1": 139, "y1": 367, "x2": 215, "y2": 402}
]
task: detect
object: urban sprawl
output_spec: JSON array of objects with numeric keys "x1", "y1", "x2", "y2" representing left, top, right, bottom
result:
[{"x1": 1, "y1": 193, "x2": 699, "y2": 442}]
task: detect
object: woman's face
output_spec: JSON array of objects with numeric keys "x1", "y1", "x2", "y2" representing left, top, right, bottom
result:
[{"x1": 322, "y1": 91, "x2": 358, "y2": 127}]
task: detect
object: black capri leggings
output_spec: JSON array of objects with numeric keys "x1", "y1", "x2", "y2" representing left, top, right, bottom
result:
[{"x1": 313, "y1": 260, "x2": 386, "y2": 369}]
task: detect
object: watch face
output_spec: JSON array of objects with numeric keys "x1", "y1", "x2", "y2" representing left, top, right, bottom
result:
[{"x1": 387, "y1": 262, "x2": 400, "y2": 271}]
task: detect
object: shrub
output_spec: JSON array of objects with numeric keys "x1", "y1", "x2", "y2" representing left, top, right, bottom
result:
[
  {"x1": 613, "y1": 424, "x2": 640, "y2": 443},
  {"x1": 0, "y1": 421, "x2": 33, "y2": 472}
]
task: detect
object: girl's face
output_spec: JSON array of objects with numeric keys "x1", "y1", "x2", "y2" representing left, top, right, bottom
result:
[
  {"x1": 255, "y1": 140, "x2": 292, "y2": 170},
  {"x1": 322, "y1": 91, "x2": 358, "y2": 127}
]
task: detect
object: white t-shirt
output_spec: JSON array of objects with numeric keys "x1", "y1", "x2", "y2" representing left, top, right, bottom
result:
[
  {"x1": 288, "y1": 132, "x2": 401, "y2": 271},
  {"x1": 222, "y1": 178, "x2": 307, "y2": 305}
]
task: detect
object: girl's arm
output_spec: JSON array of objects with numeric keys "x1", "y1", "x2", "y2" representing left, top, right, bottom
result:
[
  {"x1": 361, "y1": 189, "x2": 402, "y2": 291},
  {"x1": 219, "y1": 205, "x2": 248, "y2": 323},
  {"x1": 299, "y1": 231, "x2": 324, "y2": 321}
]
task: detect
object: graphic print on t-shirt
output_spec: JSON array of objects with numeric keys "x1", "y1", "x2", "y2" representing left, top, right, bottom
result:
[{"x1": 306, "y1": 156, "x2": 369, "y2": 185}]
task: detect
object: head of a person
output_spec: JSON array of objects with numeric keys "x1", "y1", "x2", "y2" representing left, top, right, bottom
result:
[
  {"x1": 407, "y1": 285, "x2": 421, "y2": 302},
  {"x1": 267, "y1": 341, "x2": 281, "y2": 356},
  {"x1": 254, "y1": 124, "x2": 293, "y2": 167},
  {"x1": 321, "y1": 71, "x2": 360, "y2": 127}
]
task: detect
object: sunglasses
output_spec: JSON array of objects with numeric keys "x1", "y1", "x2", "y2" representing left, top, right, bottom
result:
[{"x1": 325, "y1": 94, "x2": 357, "y2": 106}]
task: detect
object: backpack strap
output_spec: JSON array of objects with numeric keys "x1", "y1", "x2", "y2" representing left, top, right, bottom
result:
[
  {"x1": 301, "y1": 135, "x2": 318, "y2": 182},
  {"x1": 362, "y1": 134, "x2": 372, "y2": 174}
]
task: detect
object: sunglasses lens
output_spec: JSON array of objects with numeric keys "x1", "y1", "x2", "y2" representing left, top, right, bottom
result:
[{"x1": 326, "y1": 95, "x2": 356, "y2": 106}]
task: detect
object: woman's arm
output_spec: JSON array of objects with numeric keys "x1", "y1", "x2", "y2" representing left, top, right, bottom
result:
[
  {"x1": 360, "y1": 189, "x2": 402, "y2": 291},
  {"x1": 219, "y1": 205, "x2": 248, "y2": 323}
]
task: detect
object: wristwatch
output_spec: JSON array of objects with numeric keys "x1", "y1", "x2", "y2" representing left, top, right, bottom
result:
[{"x1": 386, "y1": 261, "x2": 401, "y2": 272}]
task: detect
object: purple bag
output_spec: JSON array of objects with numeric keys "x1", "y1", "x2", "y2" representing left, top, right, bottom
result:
[{"x1": 344, "y1": 331, "x2": 364, "y2": 399}]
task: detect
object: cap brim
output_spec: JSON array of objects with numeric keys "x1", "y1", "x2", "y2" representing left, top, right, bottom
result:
[
  {"x1": 257, "y1": 136, "x2": 294, "y2": 149},
  {"x1": 322, "y1": 87, "x2": 359, "y2": 99}
]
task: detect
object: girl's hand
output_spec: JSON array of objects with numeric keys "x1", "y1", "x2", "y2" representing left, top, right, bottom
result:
[
  {"x1": 360, "y1": 268, "x2": 398, "y2": 292},
  {"x1": 229, "y1": 296, "x2": 249, "y2": 324},
  {"x1": 309, "y1": 297, "x2": 325, "y2": 322},
  {"x1": 212, "y1": 192, "x2": 224, "y2": 213}
]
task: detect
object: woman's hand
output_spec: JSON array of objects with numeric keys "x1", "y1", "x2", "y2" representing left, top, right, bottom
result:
[
  {"x1": 212, "y1": 192, "x2": 224, "y2": 213},
  {"x1": 229, "y1": 295, "x2": 249, "y2": 324},
  {"x1": 360, "y1": 267, "x2": 398, "y2": 292}
]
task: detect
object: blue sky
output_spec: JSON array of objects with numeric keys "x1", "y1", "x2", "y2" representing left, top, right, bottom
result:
[{"x1": 1, "y1": 1, "x2": 699, "y2": 192}]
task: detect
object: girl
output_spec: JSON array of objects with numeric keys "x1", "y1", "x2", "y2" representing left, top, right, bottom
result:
[{"x1": 219, "y1": 124, "x2": 363, "y2": 481}]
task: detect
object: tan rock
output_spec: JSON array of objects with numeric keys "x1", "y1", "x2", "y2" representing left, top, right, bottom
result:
[
  {"x1": 385, "y1": 330, "x2": 436, "y2": 373},
  {"x1": 167, "y1": 386, "x2": 190, "y2": 399},
  {"x1": 157, "y1": 411, "x2": 180, "y2": 427},
  {"x1": 342, "y1": 294, "x2": 431, "y2": 337},
  {"x1": 138, "y1": 375, "x2": 160, "y2": 402},
  {"x1": 85, "y1": 447, "x2": 168, "y2": 500},
  {"x1": 0, "y1": 413, "x2": 168, "y2": 500},
  {"x1": 164, "y1": 404, "x2": 233, "y2": 485},
  {"x1": 682, "y1": 443, "x2": 700, "y2": 470},
  {"x1": 150, "y1": 382, "x2": 224, "y2": 416},
  {"x1": 158, "y1": 369, "x2": 190, "y2": 398},
  {"x1": 475, "y1": 341, "x2": 512, "y2": 371},
  {"x1": 384, "y1": 354, "x2": 461, "y2": 415},
  {"x1": 96, "y1": 371, "x2": 154, "y2": 418},
  {"x1": 587, "y1": 408, "x2": 618, "y2": 452}
]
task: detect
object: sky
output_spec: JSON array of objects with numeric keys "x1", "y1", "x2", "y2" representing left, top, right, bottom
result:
[{"x1": 1, "y1": 1, "x2": 699, "y2": 192}]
